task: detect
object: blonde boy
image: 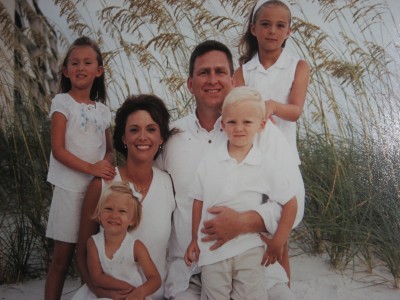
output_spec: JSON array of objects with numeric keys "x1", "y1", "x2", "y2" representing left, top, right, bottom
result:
[{"x1": 184, "y1": 86, "x2": 297, "y2": 299}]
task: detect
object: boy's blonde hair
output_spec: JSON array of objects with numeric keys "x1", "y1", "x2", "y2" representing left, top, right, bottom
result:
[
  {"x1": 222, "y1": 86, "x2": 266, "y2": 118},
  {"x1": 93, "y1": 181, "x2": 142, "y2": 231}
]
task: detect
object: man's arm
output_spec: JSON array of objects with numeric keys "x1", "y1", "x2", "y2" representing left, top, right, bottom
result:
[{"x1": 201, "y1": 206, "x2": 266, "y2": 250}]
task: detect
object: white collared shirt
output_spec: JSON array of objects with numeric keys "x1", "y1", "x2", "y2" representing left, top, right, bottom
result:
[
  {"x1": 243, "y1": 48, "x2": 301, "y2": 164},
  {"x1": 190, "y1": 142, "x2": 295, "y2": 266}
]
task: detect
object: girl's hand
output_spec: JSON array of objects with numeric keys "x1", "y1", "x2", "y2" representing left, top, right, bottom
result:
[
  {"x1": 91, "y1": 160, "x2": 116, "y2": 179},
  {"x1": 184, "y1": 240, "x2": 200, "y2": 266},
  {"x1": 126, "y1": 288, "x2": 146, "y2": 300},
  {"x1": 265, "y1": 100, "x2": 277, "y2": 123},
  {"x1": 260, "y1": 233, "x2": 284, "y2": 266},
  {"x1": 113, "y1": 286, "x2": 136, "y2": 300}
]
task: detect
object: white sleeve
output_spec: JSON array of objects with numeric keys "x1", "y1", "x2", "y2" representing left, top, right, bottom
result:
[{"x1": 254, "y1": 200, "x2": 281, "y2": 235}]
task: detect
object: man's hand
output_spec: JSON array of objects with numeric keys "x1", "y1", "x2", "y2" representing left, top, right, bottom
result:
[{"x1": 201, "y1": 206, "x2": 242, "y2": 250}]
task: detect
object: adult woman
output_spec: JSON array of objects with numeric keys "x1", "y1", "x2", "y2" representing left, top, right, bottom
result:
[{"x1": 76, "y1": 94, "x2": 177, "y2": 299}]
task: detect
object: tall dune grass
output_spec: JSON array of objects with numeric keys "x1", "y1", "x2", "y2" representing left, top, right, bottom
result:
[{"x1": 1, "y1": 0, "x2": 399, "y2": 288}]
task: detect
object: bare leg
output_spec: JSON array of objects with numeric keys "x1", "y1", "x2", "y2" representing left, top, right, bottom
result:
[{"x1": 44, "y1": 240, "x2": 76, "y2": 300}]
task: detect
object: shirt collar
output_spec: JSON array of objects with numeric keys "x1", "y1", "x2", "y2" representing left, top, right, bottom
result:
[
  {"x1": 217, "y1": 142, "x2": 263, "y2": 165},
  {"x1": 193, "y1": 113, "x2": 222, "y2": 132},
  {"x1": 246, "y1": 48, "x2": 292, "y2": 72}
]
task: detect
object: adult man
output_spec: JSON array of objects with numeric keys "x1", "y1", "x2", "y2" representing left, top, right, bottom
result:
[{"x1": 158, "y1": 40, "x2": 303, "y2": 300}]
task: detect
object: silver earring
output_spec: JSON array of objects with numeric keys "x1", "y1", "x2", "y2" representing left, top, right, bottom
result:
[{"x1": 124, "y1": 144, "x2": 127, "y2": 148}]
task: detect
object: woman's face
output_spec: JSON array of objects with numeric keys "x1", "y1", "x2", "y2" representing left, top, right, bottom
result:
[{"x1": 122, "y1": 110, "x2": 164, "y2": 162}]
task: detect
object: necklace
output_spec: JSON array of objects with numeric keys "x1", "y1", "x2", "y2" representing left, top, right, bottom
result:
[
  {"x1": 124, "y1": 166, "x2": 153, "y2": 199},
  {"x1": 132, "y1": 182, "x2": 151, "y2": 194}
]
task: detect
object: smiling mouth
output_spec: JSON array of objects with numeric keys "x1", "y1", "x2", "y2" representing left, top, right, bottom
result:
[
  {"x1": 205, "y1": 89, "x2": 220, "y2": 93},
  {"x1": 136, "y1": 145, "x2": 151, "y2": 150},
  {"x1": 108, "y1": 220, "x2": 120, "y2": 226}
]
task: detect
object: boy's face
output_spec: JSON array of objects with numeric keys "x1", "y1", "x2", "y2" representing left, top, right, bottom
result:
[{"x1": 221, "y1": 100, "x2": 266, "y2": 150}]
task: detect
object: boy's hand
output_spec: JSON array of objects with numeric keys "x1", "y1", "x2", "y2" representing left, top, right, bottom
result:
[
  {"x1": 184, "y1": 240, "x2": 200, "y2": 266},
  {"x1": 260, "y1": 233, "x2": 284, "y2": 266}
]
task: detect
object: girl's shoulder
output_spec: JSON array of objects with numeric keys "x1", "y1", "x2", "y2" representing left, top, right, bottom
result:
[
  {"x1": 51, "y1": 93, "x2": 73, "y2": 105},
  {"x1": 95, "y1": 101, "x2": 110, "y2": 111},
  {"x1": 49, "y1": 93, "x2": 75, "y2": 117}
]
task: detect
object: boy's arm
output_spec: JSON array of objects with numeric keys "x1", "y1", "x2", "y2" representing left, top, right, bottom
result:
[
  {"x1": 192, "y1": 199, "x2": 203, "y2": 241},
  {"x1": 184, "y1": 199, "x2": 203, "y2": 265},
  {"x1": 87, "y1": 237, "x2": 133, "y2": 290},
  {"x1": 127, "y1": 240, "x2": 161, "y2": 299},
  {"x1": 261, "y1": 197, "x2": 297, "y2": 266}
]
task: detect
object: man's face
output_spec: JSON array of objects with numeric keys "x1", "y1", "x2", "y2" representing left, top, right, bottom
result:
[{"x1": 187, "y1": 50, "x2": 234, "y2": 113}]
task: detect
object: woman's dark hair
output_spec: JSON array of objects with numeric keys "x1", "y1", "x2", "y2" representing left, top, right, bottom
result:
[
  {"x1": 113, "y1": 94, "x2": 178, "y2": 159},
  {"x1": 59, "y1": 36, "x2": 107, "y2": 103}
]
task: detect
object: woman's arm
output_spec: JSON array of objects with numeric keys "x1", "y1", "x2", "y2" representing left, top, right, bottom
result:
[
  {"x1": 87, "y1": 237, "x2": 133, "y2": 290},
  {"x1": 51, "y1": 112, "x2": 115, "y2": 179},
  {"x1": 75, "y1": 178, "x2": 101, "y2": 290},
  {"x1": 127, "y1": 240, "x2": 161, "y2": 300}
]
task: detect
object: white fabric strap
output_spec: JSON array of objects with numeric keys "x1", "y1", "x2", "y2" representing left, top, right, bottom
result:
[{"x1": 252, "y1": 0, "x2": 291, "y2": 22}]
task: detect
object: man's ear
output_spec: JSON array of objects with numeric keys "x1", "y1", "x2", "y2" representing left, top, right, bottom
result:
[{"x1": 187, "y1": 77, "x2": 194, "y2": 94}]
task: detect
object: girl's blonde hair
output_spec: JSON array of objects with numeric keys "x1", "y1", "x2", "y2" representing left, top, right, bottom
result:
[
  {"x1": 93, "y1": 181, "x2": 142, "y2": 232},
  {"x1": 222, "y1": 86, "x2": 266, "y2": 118}
]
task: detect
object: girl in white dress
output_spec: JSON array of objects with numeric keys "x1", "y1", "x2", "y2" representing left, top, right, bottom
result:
[
  {"x1": 72, "y1": 181, "x2": 161, "y2": 300},
  {"x1": 234, "y1": 0, "x2": 310, "y2": 285},
  {"x1": 45, "y1": 36, "x2": 115, "y2": 299}
]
